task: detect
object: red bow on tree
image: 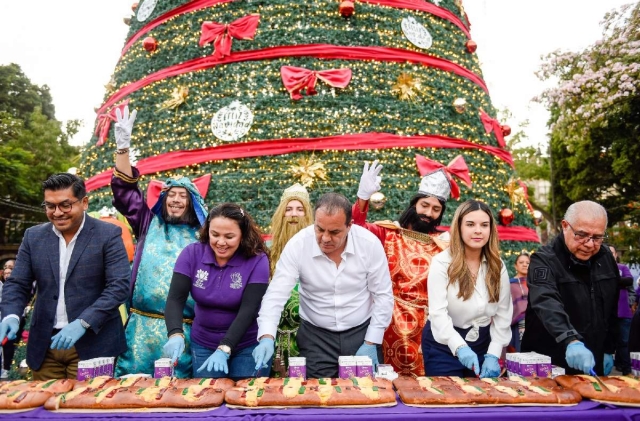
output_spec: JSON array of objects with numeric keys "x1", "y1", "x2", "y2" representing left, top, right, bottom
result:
[
  {"x1": 415, "y1": 154, "x2": 472, "y2": 199},
  {"x1": 479, "y1": 108, "x2": 507, "y2": 148},
  {"x1": 145, "y1": 174, "x2": 212, "y2": 209},
  {"x1": 199, "y1": 14, "x2": 260, "y2": 60},
  {"x1": 94, "y1": 100, "x2": 129, "y2": 147},
  {"x1": 281, "y1": 66, "x2": 352, "y2": 100}
]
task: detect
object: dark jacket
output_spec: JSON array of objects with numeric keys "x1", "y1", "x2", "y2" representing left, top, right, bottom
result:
[
  {"x1": 0, "y1": 216, "x2": 130, "y2": 371},
  {"x1": 521, "y1": 234, "x2": 618, "y2": 375}
]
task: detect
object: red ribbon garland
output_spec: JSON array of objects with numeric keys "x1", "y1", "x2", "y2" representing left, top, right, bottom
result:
[
  {"x1": 415, "y1": 154, "x2": 472, "y2": 199},
  {"x1": 85, "y1": 133, "x2": 513, "y2": 192},
  {"x1": 199, "y1": 14, "x2": 260, "y2": 59},
  {"x1": 479, "y1": 108, "x2": 506, "y2": 148},
  {"x1": 281, "y1": 66, "x2": 352, "y2": 100},
  {"x1": 145, "y1": 174, "x2": 211, "y2": 209},
  {"x1": 94, "y1": 100, "x2": 129, "y2": 147}
]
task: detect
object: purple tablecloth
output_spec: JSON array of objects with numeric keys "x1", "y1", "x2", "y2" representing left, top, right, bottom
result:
[{"x1": 3, "y1": 398, "x2": 640, "y2": 421}]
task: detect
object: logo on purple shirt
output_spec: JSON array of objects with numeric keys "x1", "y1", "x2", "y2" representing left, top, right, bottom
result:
[
  {"x1": 230, "y1": 272, "x2": 243, "y2": 289},
  {"x1": 195, "y1": 269, "x2": 209, "y2": 289}
]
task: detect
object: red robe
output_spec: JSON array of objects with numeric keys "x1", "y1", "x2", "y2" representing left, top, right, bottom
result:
[{"x1": 352, "y1": 201, "x2": 448, "y2": 377}]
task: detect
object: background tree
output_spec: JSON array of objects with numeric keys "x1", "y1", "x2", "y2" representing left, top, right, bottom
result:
[
  {"x1": 80, "y1": 0, "x2": 540, "y2": 268},
  {"x1": 536, "y1": 2, "x2": 640, "y2": 225},
  {"x1": 0, "y1": 64, "x2": 80, "y2": 244}
]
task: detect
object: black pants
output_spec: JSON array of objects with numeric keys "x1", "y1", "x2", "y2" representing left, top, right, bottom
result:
[{"x1": 296, "y1": 318, "x2": 381, "y2": 378}]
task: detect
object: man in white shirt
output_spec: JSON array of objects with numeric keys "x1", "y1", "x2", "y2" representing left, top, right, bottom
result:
[{"x1": 253, "y1": 193, "x2": 394, "y2": 378}]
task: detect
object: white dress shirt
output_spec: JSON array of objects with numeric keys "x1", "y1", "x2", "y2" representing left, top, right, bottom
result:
[
  {"x1": 258, "y1": 224, "x2": 393, "y2": 344},
  {"x1": 427, "y1": 249, "x2": 512, "y2": 358},
  {"x1": 52, "y1": 214, "x2": 86, "y2": 329}
]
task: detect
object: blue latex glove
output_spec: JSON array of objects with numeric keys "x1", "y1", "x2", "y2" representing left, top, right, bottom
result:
[
  {"x1": 603, "y1": 353, "x2": 614, "y2": 375},
  {"x1": 51, "y1": 320, "x2": 87, "y2": 350},
  {"x1": 479, "y1": 354, "x2": 501, "y2": 378},
  {"x1": 198, "y1": 349, "x2": 230, "y2": 374},
  {"x1": 456, "y1": 346, "x2": 480, "y2": 375},
  {"x1": 162, "y1": 335, "x2": 185, "y2": 365},
  {"x1": 252, "y1": 337, "x2": 275, "y2": 370},
  {"x1": 355, "y1": 342, "x2": 380, "y2": 370},
  {"x1": 565, "y1": 341, "x2": 595, "y2": 374},
  {"x1": 0, "y1": 318, "x2": 20, "y2": 343}
]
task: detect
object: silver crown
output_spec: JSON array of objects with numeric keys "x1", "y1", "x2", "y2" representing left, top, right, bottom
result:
[{"x1": 418, "y1": 169, "x2": 451, "y2": 201}]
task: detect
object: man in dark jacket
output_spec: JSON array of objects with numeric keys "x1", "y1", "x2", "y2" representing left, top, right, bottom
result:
[{"x1": 521, "y1": 200, "x2": 618, "y2": 376}]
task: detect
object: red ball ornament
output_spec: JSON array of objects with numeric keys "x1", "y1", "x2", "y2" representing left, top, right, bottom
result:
[
  {"x1": 465, "y1": 40, "x2": 477, "y2": 53},
  {"x1": 131, "y1": 2, "x2": 139, "y2": 12},
  {"x1": 499, "y1": 208, "x2": 515, "y2": 226},
  {"x1": 142, "y1": 36, "x2": 157, "y2": 53},
  {"x1": 501, "y1": 124, "x2": 512, "y2": 137},
  {"x1": 339, "y1": 1, "x2": 355, "y2": 17}
]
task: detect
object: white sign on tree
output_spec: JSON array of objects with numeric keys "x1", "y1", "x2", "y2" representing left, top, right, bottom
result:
[
  {"x1": 401, "y1": 17, "x2": 433, "y2": 50},
  {"x1": 137, "y1": 0, "x2": 158, "y2": 22},
  {"x1": 211, "y1": 101, "x2": 254, "y2": 142}
]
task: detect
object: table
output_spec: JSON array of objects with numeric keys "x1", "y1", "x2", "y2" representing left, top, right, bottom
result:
[{"x1": 3, "y1": 398, "x2": 640, "y2": 421}]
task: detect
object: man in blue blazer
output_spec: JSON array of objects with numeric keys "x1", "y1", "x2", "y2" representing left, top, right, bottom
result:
[{"x1": 0, "y1": 173, "x2": 130, "y2": 380}]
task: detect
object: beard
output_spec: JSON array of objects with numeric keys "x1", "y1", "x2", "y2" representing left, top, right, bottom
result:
[
  {"x1": 407, "y1": 208, "x2": 439, "y2": 234},
  {"x1": 272, "y1": 216, "x2": 305, "y2": 247},
  {"x1": 165, "y1": 215, "x2": 183, "y2": 225}
]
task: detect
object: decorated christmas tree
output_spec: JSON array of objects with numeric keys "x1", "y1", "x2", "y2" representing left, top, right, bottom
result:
[{"x1": 80, "y1": 0, "x2": 539, "y2": 269}]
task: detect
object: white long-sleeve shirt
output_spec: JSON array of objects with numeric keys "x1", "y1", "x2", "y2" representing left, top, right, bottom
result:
[
  {"x1": 258, "y1": 224, "x2": 393, "y2": 344},
  {"x1": 427, "y1": 249, "x2": 512, "y2": 358}
]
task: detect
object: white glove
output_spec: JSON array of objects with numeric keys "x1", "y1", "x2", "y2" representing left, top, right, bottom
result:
[
  {"x1": 114, "y1": 106, "x2": 138, "y2": 150},
  {"x1": 357, "y1": 160, "x2": 383, "y2": 200}
]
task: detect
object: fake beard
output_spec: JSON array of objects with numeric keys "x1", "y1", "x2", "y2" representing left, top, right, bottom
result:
[
  {"x1": 275, "y1": 216, "x2": 305, "y2": 244},
  {"x1": 408, "y1": 208, "x2": 439, "y2": 234}
]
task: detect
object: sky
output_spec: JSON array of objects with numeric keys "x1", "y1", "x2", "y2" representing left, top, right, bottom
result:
[{"x1": 0, "y1": 0, "x2": 633, "y2": 149}]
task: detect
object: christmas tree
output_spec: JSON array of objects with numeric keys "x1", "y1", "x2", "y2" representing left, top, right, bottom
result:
[{"x1": 80, "y1": 0, "x2": 539, "y2": 269}]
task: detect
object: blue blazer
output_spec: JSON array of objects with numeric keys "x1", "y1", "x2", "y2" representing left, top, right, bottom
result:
[{"x1": 0, "y1": 215, "x2": 130, "y2": 371}]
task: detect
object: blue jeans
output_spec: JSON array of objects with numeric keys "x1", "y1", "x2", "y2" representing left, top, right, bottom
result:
[{"x1": 191, "y1": 341, "x2": 271, "y2": 380}]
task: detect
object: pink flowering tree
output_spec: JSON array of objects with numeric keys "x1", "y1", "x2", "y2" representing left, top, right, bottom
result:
[{"x1": 535, "y1": 2, "x2": 640, "y2": 230}]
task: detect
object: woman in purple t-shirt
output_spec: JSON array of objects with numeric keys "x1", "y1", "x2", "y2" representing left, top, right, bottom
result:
[{"x1": 162, "y1": 203, "x2": 271, "y2": 379}]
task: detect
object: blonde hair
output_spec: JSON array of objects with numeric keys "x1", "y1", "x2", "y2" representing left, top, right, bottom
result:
[
  {"x1": 447, "y1": 199, "x2": 502, "y2": 303},
  {"x1": 269, "y1": 196, "x2": 313, "y2": 274}
]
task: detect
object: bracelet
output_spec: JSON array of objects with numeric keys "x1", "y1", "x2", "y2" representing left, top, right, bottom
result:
[
  {"x1": 115, "y1": 148, "x2": 129, "y2": 154},
  {"x1": 169, "y1": 332, "x2": 185, "y2": 339}
]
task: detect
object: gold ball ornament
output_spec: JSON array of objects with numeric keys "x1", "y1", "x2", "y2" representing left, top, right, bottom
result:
[
  {"x1": 370, "y1": 192, "x2": 387, "y2": 210},
  {"x1": 123, "y1": 17, "x2": 131, "y2": 25},
  {"x1": 453, "y1": 98, "x2": 467, "y2": 113},
  {"x1": 143, "y1": 36, "x2": 158, "y2": 52}
]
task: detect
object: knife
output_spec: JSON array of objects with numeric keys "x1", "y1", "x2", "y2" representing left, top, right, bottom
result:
[{"x1": 589, "y1": 368, "x2": 612, "y2": 392}]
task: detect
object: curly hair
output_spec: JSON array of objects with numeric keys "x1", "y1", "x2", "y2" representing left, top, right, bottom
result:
[{"x1": 199, "y1": 203, "x2": 268, "y2": 258}]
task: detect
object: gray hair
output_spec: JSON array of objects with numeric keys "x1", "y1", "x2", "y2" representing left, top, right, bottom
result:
[{"x1": 563, "y1": 200, "x2": 608, "y2": 226}]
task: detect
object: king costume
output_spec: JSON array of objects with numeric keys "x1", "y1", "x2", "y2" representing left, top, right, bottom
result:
[{"x1": 112, "y1": 167, "x2": 207, "y2": 377}]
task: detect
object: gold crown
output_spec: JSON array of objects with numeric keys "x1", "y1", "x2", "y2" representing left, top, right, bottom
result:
[{"x1": 280, "y1": 183, "x2": 310, "y2": 204}]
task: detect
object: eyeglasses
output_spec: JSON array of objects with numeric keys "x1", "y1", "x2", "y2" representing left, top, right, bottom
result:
[
  {"x1": 566, "y1": 222, "x2": 608, "y2": 245},
  {"x1": 41, "y1": 198, "x2": 81, "y2": 213}
]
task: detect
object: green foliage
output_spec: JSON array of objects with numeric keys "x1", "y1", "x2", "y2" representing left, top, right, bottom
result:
[
  {"x1": 537, "y1": 3, "x2": 640, "y2": 229},
  {"x1": 0, "y1": 63, "x2": 55, "y2": 121}
]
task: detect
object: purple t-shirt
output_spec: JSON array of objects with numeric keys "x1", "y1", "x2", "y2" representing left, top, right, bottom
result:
[{"x1": 173, "y1": 242, "x2": 270, "y2": 350}]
